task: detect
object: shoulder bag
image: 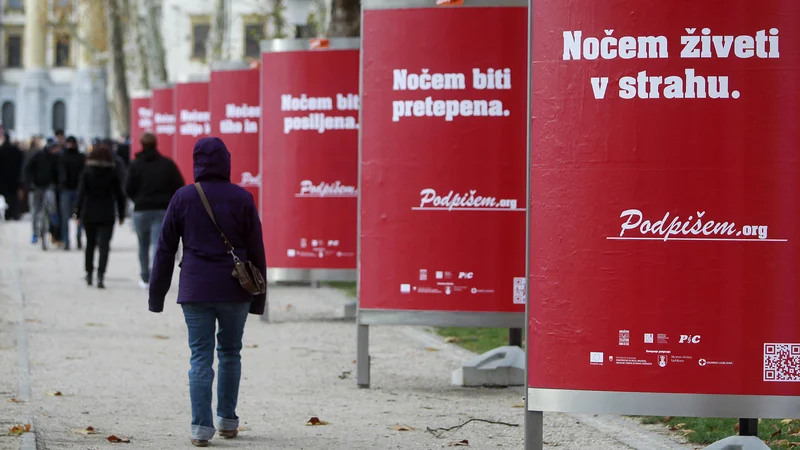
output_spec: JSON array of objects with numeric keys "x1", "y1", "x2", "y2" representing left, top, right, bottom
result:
[{"x1": 194, "y1": 182, "x2": 266, "y2": 295}]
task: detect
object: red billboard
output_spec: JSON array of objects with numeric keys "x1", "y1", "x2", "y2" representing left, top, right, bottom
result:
[
  {"x1": 175, "y1": 82, "x2": 210, "y2": 183},
  {"x1": 129, "y1": 96, "x2": 152, "y2": 156},
  {"x1": 527, "y1": 0, "x2": 800, "y2": 417},
  {"x1": 359, "y1": 5, "x2": 528, "y2": 315},
  {"x1": 260, "y1": 43, "x2": 358, "y2": 270},
  {"x1": 210, "y1": 68, "x2": 260, "y2": 204},
  {"x1": 151, "y1": 87, "x2": 176, "y2": 160}
]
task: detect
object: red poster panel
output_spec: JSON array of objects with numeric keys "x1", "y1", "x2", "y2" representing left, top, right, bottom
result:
[
  {"x1": 528, "y1": 0, "x2": 800, "y2": 417},
  {"x1": 210, "y1": 68, "x2": 260, "y2": 205},
  {"x1": 175, "y1": 82, "x2": 210, "y2": 183},
  {"x1": 360, "y1": 5, "x2": 528, "y2": 314},
  {"x1": 151, "y1": 87, "x2": 176, "y2": 160},
  {"x1": 260, "y1": 44, "x2": 358, "y2": 270},
  {"x1": 129, "y1": 96, "x2": 152, "y2": 157}
]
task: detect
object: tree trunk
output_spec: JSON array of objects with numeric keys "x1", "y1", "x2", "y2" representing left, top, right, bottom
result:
[
  {"x1": 207, "y1": 0, "x2": 226, "y2": 63},
  {"x1": 129, "y1": 0, "x2": 150, "y2": 89},
  {"x1": 327, "y1": 0, "x2": 360, "y2": 37},
  {"x1": 143, "y1": 0, "x2": 168, "y2": 84},
  {"x1": 106, "y1": 0, "x2": 130, "y2": 135}
]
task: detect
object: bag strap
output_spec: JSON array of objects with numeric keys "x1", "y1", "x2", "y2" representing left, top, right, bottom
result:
[{"x1": 194, "y1": 182, "x2": 235, "y2": 254}]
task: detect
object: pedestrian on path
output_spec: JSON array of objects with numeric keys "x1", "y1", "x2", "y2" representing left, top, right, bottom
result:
[
  {"x1": 23, "y1": 141, "x2": 60, "y2": 249},
  {"x1": 0, "y1": 132, "x2": 24, "y2": 221},
  {"x1": 76, "y1": 143, "x2": 126, "y2": 289},
  {"x1": 148, "y1": 137, "x2": 266, "y2": 448},
  {"x1": 59, "y1": 136, "x2": 85, "y2": 250},
  {"x1": 125, "y1": 132, "x2": 185, "y2": 289}
]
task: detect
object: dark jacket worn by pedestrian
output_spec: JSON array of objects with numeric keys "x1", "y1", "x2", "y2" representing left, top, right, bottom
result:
[
  {"x1": 148, "y1": 137, "x2": 266, "y2": 315},
  {"x1": 76, "y1": 161, "x2": 126, "y2": 225},
  {"x1": 59, "y1": 147, "x2": 86, "y2": 191},
  {"x1": 125, "y1": 147, "x2": 184, "y2": 211},
  {"x1": 24, "y1": 148, "x2": 60, "y2": 189}
]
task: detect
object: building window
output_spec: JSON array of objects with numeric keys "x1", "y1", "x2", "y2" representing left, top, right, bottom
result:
[
  {"x1": 52, "y1": 101, "x2": 66, "y2": 133},
  {"x1": 6, "y1": 0, "x2": 23, "y2": 11},
  {"x1": 6, "y1": 34, "x2": 22, "y2": 68},
  {"x1": 2, "y1": 102, "x2": 15, "y2": 131},
  {"x1": 191, "y1": 22, "x2": 210, "y2": 61},
  {"x1": 54, "y1": 33, "x2": 71, "y2": 67},
  {"x1": 244, "y1": 23, "x2": 265, "y2": 58}
]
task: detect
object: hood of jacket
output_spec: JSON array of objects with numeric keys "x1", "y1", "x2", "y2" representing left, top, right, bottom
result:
[
  {"x1": 135, "y1": 147, "x2": 161, "y2": 162},
  {"x1": 193, "y1": 137, "x2": 231, "y2": 182}
]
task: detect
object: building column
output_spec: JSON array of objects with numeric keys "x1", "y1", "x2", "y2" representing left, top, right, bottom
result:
[
  {"x1": 70, "y1": 0, "x2": 109, "y2": 140},
  {"x1": 17, "y1": 0, "x2": 49, "y2": 140}
]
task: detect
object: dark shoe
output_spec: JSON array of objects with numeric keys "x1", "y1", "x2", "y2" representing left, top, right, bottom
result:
[
  {"x1": 85, "y1": 273, "x2": 93, "y2": 286},
  {"x1": 63, "y1": 244, "x2": 70, "y2": 251},
  {"x1": 219, "y1": 429, "x2": 238, "y2": 439},
  {"x1": 77, "y1": 239, "x2": 83, "y2": 250},
  {"x1": 97, "y1": 275, "x2": 105, "y2": 289},
  {"x1": 190, "y1": 439, "x2": 209, "y2": 447}
]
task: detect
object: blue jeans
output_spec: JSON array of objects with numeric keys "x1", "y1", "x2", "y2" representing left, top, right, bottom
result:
[
  {"x1": 60, "y1": 189, "x2": 82, "y2": 246},
  {"x1": 182, "y1": 302, "x2": 251, "y2": 440},
  {"x1": 133, "y1": 210, "x2": 166, "y2": 283}
]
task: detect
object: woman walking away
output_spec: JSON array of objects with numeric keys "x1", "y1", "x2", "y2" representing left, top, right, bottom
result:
[
  {"x1": 148, "y1": 137, "x2": 266, "y2": 448},
  {"x1": 76, "y1": 143, "x2": 126, "y2": 289}
]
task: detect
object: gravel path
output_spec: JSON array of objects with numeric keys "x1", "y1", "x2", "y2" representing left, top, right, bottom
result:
[{"x1": 0, "y1": 220, "x2": 693, "y2": 449}]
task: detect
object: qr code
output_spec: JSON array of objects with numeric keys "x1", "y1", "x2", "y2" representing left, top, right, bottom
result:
[{"x1": 763, "y1": 343, "x2": 800, "y2": 382}]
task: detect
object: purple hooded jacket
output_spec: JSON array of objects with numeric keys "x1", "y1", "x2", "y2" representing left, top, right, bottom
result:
[{"x1": 148, "y1": 137, "x2": 266, "y2": 314}]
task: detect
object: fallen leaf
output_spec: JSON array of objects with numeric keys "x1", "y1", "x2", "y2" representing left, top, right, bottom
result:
[
  {"x1": 107, "y1": 435, "x2": 131, "y2": 443},
  {"x1": 511, "y1": 402, "x2": 525, "y2": 408},
  {"x1": 25, "y1": 319, "x2": 41, "y2": 324},
  {"x1": 283, "y1": 304, "x2": 294, "y2": 311},
  {"x1": 8, "y1": 424, "x2": 31, "y2": 435},
  {"x1": 448, "y1": 440, "x2": 469, "y2": 446},
  {"x1": 7, "y1": 398, "x2": 24, "y2": 403},
  {"x1": 352, "y1": 360, "x2": 356, "y2": 364},
  {"x1": 444, "y1": 336, "x2": 460, "y2": 343},
  {"x1": 73, "y1": 426, "x2": 99, "y2": 435},
  {"x1": 305, "y1": 417, "x2": 330, "y2": 426},
  {"x1": 237, "y1": 426, "x2": 248, "y2": 432},
  {"x1": 781, "y1": 419, "x2": 794, "y2": 424},
  {"x1": 86, "y1": 323, "x2": 104, "y2": 327},
  {"x1": 47, "y1": 391, "x2": 63, "y2": 396},
  {"x1": 424, "y1": 347, "x2": 440, "y2": 352},
  {"x1": 770, "y1": 429, "x2": 782, "y2": 438},
  {"x1": 389, "y1": 425, "x2": 414, "y2": 431},
  {"x1": 153, "y1": 335, "x2": 169, "y2": 340},
  {"x1": 338, "y1": 371, "x2": 351, "y2": 380},
  {"x1": 244, "y1": 344, "x2": 258, "y2": 349}
]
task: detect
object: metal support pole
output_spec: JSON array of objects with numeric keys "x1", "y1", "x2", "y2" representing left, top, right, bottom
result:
[
  {"x1": 739, "y1": 418, "x2": 758, "y2": 436},
  {"x1": 525, "y1": 410, "x2": 543, "y2": 450},
  {"x1": 509, "y1": 328, "x2": 523, "y2": 347},
  {"x1": 356, "y1": 324, "x2": 370, "y2": 388},
  {"x1": 259, "y1": 289, "x2": 270, "y2": 322}
]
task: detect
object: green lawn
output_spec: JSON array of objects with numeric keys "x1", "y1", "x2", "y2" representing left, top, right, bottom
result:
[{"x1": 638, "y1": 417, "x2": 800, "y2": 449}]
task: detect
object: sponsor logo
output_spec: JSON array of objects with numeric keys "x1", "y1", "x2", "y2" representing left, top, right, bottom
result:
[
  {"x1": 296, "y1": 180, "x2": 357, "y2": 198},
  {"x1": 240, "y1": 172, "x2": 261, "y2": 187},
  {"x1": 644, "y1": 333, "x2": 654, "y2": 344},
  {"x1": 619, "y1": 330, "x2": 630, "y2": 346},
  {"x1": 679, "y1": 335, "x2": 701, "y2": 344},
  {"x1": 590, "y1": 352, "x2": 604, "y2": 365},
  {"x1": 458, "y1": 272, "x2": 474, "y2": 279},
  {"x1": 414, "y1": 188, "x2": 521, "y2": 211}
]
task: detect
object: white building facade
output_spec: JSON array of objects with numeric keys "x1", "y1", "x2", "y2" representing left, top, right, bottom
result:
[
  {"x1": 0, "y1": 0, "x2": 108, "y2": 141},
  {"x1": 0, "y1": 0, "x2": 319, "y2": 140}
]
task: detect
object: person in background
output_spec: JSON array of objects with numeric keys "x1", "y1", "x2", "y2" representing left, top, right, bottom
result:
[
  {"x1": 24, "y1": 141, "x2": 60, "y2": 249},
  {"x1": 59, "y1": 136, "x2": 86, "y2": 250},
  {"x1": 0, "y1": 132, "x2": 24, "y2": 221},
  {"x1": 148, "y1": 137, "x2": 266, "y2": 447},
  {"x1": 76, "y1": 143, "x2": 125, "y2": 289},
  {"x1": 54, "y1": 129, "x2": 66, "y2": 147},
  {"x1": 126, "y1": 132, "x2": 184, "y2": 289}
]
